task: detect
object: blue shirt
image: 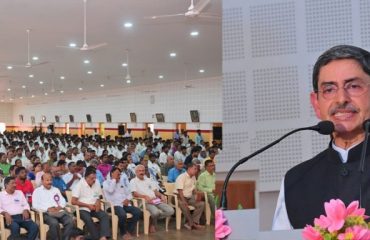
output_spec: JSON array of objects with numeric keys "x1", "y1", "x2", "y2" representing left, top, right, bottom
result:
[
  {"x1": 167, "y1": 167, "x2": 186, "y2": 183},
  {"x1": 96, "y1": 169, "x2": 105, "y2": 186},
  {"x1": 53, "y1": 176, "x2": 67, "y2": 193}
]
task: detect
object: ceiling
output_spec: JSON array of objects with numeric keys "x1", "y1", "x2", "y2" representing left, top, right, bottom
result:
[{"x1": 0, "y1": 0, "x2": 221, "y2": 103}]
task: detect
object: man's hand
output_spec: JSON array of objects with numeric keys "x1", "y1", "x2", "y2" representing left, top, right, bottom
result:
[
  {"x1": 3, "y1": 212, "x2": 12, "y2": 225},
  {"x1": 22, "y1": 210, "x2": 30, "y2": 220},
  {"x1": 123, "y1": 199, "x2": 130, "y2": 206},
  {"x1": 72, "y1": 173, "x2": 80, "y2": 180},
  {"x1": 95, "y1": 201, "x2": 101, "y2": 212}
]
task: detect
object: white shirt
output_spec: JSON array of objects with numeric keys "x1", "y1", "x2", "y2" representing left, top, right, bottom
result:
[
  {"x1": 159, "y1": 152, "x2": 168, "y2": 165},
  {"x1": 173, "y1": 172, "x2": 196, "y2": 198},
  {"x1": 103, "y1": 175, "x2": 132, "y2": 207},
  {"x1": 148, "y1": 161, "x2": 161, "y2": 176},
  {"x1": 32, "y1": 186, "x2": 66, "y2": 211},
  {"x1": 272, "y1": 143, "x2": 355, "y2": 230},
  {"x1": 129, "y1": 176, "x2": 157, "y2": 199},
  {"x1": 174, "y1": 151, "x2": 186, "y2": 162},
  {"x1": 62, "y1": 172, "x2": 81, "y2": 191},
  {"x1": 72, "y1": 178, "x2": 102, "y2": 212}
]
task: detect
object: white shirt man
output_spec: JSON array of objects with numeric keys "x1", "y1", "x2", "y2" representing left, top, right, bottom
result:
[
  {"x1": 130, "y1": 165, "x2": 174, "y2": 233},
  {"x1": 32, "y1": 172, "x2": 74, "y2": 240}
]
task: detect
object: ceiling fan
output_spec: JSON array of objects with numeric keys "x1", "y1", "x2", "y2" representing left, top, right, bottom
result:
[
  {"x1": 57, "y1": 0, "x2": 107, "y2": 51},
  {"x1": 3, "y1": 29, "x2": 48, "y2": 69},
  {"x1": 145, "y1": 0, "x2": 219, "y2": 20}
]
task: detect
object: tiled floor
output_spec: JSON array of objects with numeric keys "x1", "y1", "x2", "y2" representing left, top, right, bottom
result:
[{"x1": 135, "y1": 220, "x2": 215, "y2": 240}]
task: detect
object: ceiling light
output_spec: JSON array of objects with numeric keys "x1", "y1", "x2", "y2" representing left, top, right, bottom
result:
[
  {"x1": 0, "y1": 100, "x2": 3, "y2": 102},
  {"x1": 44, "y1": 92, "x2": 48, "y2": 96},
  {"x1": 100, "y1": 84, "x2": 104, "y2": 87},
  {"x1": 39, "y1": 81, "x2": 44, "y2": 84},
  {"x1": 78, "y1": 87, "x2": 83, "y2": 91},
  {"x1": 60, "y1": 76, "x2": 65, "y2": 80},
  {"x1": 60, "y1": 90, "x2": 64, "y2": 94},
  {"x1": 158, "y1": 75, "x2": 164, "y2": 79},
  {"x1": 87, "y1": 71, "x2": 92, "y2": 74},
  {"x1": 126, "y1": 79, "x2": 131, "y2": 84},
  {"x1": 6, "y1": 66, "x2": 13, "y2": 70},
  {"x1": 124, "y1": 22, "x2": 133, "y2": 28},
  {"x1": 7, "y1": 88, "x2": 11, "y2": 91},
  {"x1": 22, "y1": 85, "x2": 26, "y2": 89},
  {"x1": 121, "y1": 63, "x2": 128, "y2": 67},
  {"x1": 84, "y1": 60, "x2": 90, "y2": 64},
  {"x1": 190, "y1": 31, "x2": 199, "y2": 36},
  {"x1": 28, "y1": 74, "x2": 34, "y2": 78},
  {"x1": 32, "y1": 56, "x2": 39, "y2": 61},
  {"x1": 199, "y1": 69, "x2": 205, "y2": 73},
  {"x1": 31, "y1": 95, "x2": 35, "y2": 98},
  {"x1": 170, "y1": 52, "x2": 177, "y2": 57},
  {"x1": 69, "y1": 43, "x2": 77, "y2": 47},
  {"x1": 19, "y1": 97, "x2": 23, "y2": 99},
  {"x1": 9, "y1": 98, "x2": 13, "y2": 101}
]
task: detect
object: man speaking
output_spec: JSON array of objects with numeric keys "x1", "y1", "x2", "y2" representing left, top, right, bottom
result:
[{"x1": 273, "y1": 45, "x2": 370, "y2": 229}]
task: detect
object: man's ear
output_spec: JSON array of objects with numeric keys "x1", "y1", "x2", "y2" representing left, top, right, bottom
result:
[{"x1": 310, "y1": 92, "x2": 322, "y2": 119}]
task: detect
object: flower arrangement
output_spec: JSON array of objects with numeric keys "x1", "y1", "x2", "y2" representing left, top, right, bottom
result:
[
  {"x1": 215, "y1": 209, "x2": 232, "y2": 240},
  {"x1": 302, "y1": 199, "x2": 370, "y2": 240}
]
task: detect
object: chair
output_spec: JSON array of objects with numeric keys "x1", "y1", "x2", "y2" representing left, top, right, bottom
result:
[
  {"x1": 101, "y1": 194, "x2": 139, "y2": 239},
  {"x1": 33, "y1": 209, "x2": 66, "y2": 240},
  {"x1": 204, "y1": 193, "x2": 211, "y2": 225},
  {"x1": 132, "y1": 197, "x2": 170, "y2": 235},
  {"x1": 163, "y1": 182, "x2": 194, "y2": 230},
  {"x1": 66, "y1": 190, "x2": 100, "y2": 232},
  {"x1": 0, "y1": 211, "x2": 36, "y2": 240},
  {"x1": 162, "y1": 176, "x2": 168, "y2": 183}
]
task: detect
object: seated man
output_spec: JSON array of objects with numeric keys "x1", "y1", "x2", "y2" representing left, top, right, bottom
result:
[
  {"x1": 174, "y1": 162, "x2": 205, "y2": 230},
  {"x1": 130, "y1": 164, "x2": 174, "y2": 233},
  {"x1": 167, "y1": 160, "x2": 186, "y2": 183},
  {"x1": 103, "y1": 167, "x2": 141, "y2": 240},
  {"x1": 32, "y1": 172, "x2": 74, "y2": 240},
  {"x1": 71, "y1": 166, "x2": 111, "y2": 240},
  {"x1": 51, "y1": 166, "x2": 68, "y2": 198},
  {"x1": 62, "y1": 162, "x2": 81, "y2": 191},
  {"x1": 0, "y1": 176, "x2": 39, "y2": 240},
  {"x1": 196, "y1": 160, "x2": 216, "y2": 218},
  {"x1": 15, "y1": 166, "x2": 34, "y2": 205}
]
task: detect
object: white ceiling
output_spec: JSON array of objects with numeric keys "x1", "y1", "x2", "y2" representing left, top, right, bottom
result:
[{"x1": 0, "y1": 0, "x2": 221, "y2": 103}]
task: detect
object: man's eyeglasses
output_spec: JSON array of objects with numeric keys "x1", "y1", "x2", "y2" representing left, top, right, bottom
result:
[{"x1": 316, "y1": 81, "x2": 370, "y2": 100}]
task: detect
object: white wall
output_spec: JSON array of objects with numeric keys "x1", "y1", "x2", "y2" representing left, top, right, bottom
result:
[
  {"x1": 12, "y1": 77, "x2": 221, "y2": 126},
  {"x1": 0, "y1": 103, "x2": 14, "y2": 125}
]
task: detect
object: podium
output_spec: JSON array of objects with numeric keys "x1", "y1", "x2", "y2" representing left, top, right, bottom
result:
[{"x1": 223, "y1": 209, "x2": 302, "y2": 240}]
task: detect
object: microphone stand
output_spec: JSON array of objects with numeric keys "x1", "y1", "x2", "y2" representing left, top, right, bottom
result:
[
  {"x1": 220, "y1": 127, "x2": 314, "y2": 210},
  {"x1": 359, "y1": 121, "x2": 370, "y2": 208}
]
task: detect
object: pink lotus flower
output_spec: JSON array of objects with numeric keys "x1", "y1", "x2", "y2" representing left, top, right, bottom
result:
[
  {"x1": 215, "y1": 209, "x2": 232, "y2": 240},
  {"x1": 302, "y1": 225, "x2": 323, "y2": 240},
  {"x1": 346, "y1": 201, "x2": 368, "y2": 219},
  {"x1": 303, "y1": 199, "x2": 370, "y2": 240},
  {"x1": 337, "y1": 226, "x2": 370, "y2": 240},
  {"x1": 324, "y1": 199, "x2": 347, "y2": 232}
]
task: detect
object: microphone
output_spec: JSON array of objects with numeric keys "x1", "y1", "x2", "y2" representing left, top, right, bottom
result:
[
  {"x1": 220, "y1": 120, "x2": 334, "y2": 210},
  {"x1": 359, "y1": 119, "x2": 370, "y2": 207}
]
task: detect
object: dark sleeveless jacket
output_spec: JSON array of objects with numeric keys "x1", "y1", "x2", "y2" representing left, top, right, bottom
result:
[{"x1": 285, "y1": 141, "x2": 370, "y2": 229}]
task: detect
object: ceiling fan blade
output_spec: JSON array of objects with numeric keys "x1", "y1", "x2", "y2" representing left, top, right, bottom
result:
[
  {"x1": 32, "y1": 61, "x2": 49, "y2": 66},
  {"x1": 144, "y1": 13, "x2": 185, "y2": 20},
  {"x1": 56, "y1": 45, "x2": 77, "y2": 49},
  {"x1": 80, "y1": 42, "x2": 107, "y2": 51}
]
